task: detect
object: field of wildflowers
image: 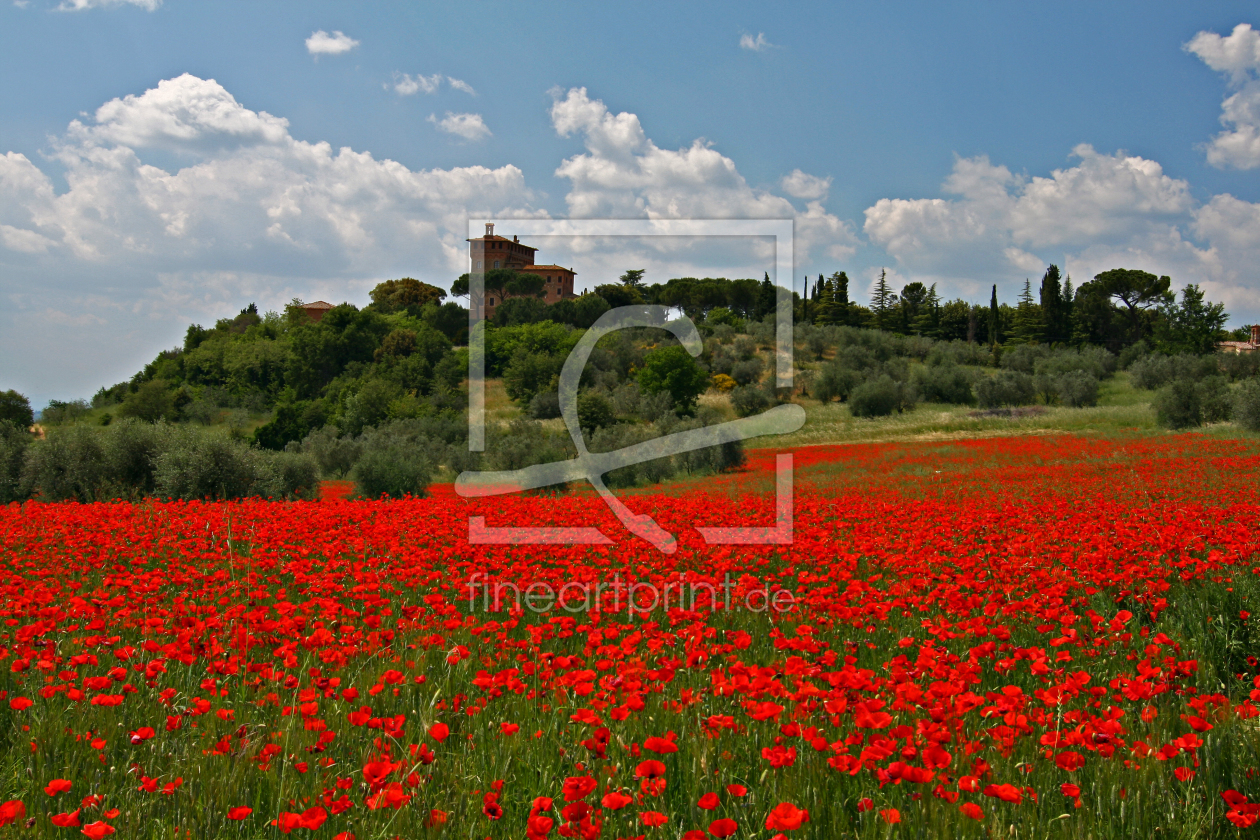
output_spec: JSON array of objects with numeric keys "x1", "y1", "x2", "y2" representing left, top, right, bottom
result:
[{"x1": 1, "y1": 433, "x2": 1260, "y2": 838}]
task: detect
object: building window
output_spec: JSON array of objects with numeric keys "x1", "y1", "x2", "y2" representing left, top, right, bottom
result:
[
  {"x1": 494, "y1": 260, "x2": 500, "y2": 269},
  {"x1": 488, "y1": 297, "x2": 495, "y2": 305},
  {"x1": 475, "y1": 260, "x2": 482, "y2": 270}
]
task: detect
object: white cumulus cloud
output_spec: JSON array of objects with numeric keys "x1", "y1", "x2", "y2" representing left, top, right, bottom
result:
[
  {"x1": 1186, "y1": 23, "x2": 1260, "y2": 169},
  {"x1": 427, "y1": 111, "x2": 491, "y2": 142},
  {"x1": 447, "y1": 77, "x2": 477, "y2": 96},
  {"x1": 305, "y1": 30, "x2": 359, "y2": 56},
  {"x1": 56, "y1": 0, "x2": 159, "y2": 10},
  {"x1": 548, "y1": 87, "x2": 856, "y2": 263},
  {"x1": 393, "y1": 73, "x2": 441, "y2": 96},
  {"x1": 780, "y1": 169, "x2": 831, "y2": 200},
  {"x1": 740, "y1": 32, "x2": 772, "y2": 52},
  {"x1": 0, "y1": 74, "x2": 541, "y2": 400}
]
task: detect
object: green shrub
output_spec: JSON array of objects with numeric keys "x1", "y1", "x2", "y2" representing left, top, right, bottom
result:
[
  {"x1": 730, "y1": 384, "x2": 771, "y2": 418},
  {"x1": 503, "y1": 350, "x2": 563, "y2": 405},
  {"x1": 812, "y1": 363, "x2": 862, "y2": 403},
  {"x1": 975, "y1": 370, "x2": 1036, "y2": 408},
  {"x1": 1056, "y1": 371, "x2": 1100, "y2": 408},
  {"x1": 153, "y1": 432, "x2": 260, "y2": 500},
  {"x1": 298, "y1": 426, "x2": 363, "y2": 478},
  {"x1": 0, "y1": 421, "x2": 31, "y2": 503},
  {"x1": 848, "y1": 375, "x2": 914, "y2": 418},
  {"x1": 1198, "y1": 375, "x2": 1232, "y2": 423},
  {"x1": 1154, "y1": 379, "x2": 1201, "y2": 429},
  {"x1": 1234, "y1": 379, "x2": 1260, "y2": 431},
  {"x1": 351, "y1": 445, "x2": 433, "y2": 499},
  {"x1": 576, "y1": 392, "x2": 615, "y2": 431},
  {"x1": 913, "y1": 363, "x2": 974, "y2": 405},
  {"x1": 102, "y1": 418, "x2": 165, "y2": 494},
  {"x1": 637, "y1": 345, "x2": 710, "y2": 415},
  {"x1": 0, "y1": 391, "x2": 33, "y2": 428},
  {"x1": 255, "y1": 450, "x2": 320, "y2": 499},
  {"x1": 730, "y1": 357, "x2": 764, "y2": 386},
  {"x1": 999, "y1": 343, "x2": 1048, "y2": 374},
  {"x1": 117, "y1": 380, "x2": 186, "y2": 423},
  {"x1": 22, "y1": 424, "x2": 109, "y2": 502},
  {"x1": 528, "y1": 391, "x2": 562, "y2": 420}
]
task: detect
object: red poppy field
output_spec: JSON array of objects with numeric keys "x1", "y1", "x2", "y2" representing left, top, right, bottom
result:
[{"x1": 2, "y1": 433, "x2": 1260, "y2": 839}]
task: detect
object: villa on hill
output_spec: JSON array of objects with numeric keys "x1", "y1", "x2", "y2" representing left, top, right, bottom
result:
[{"x1": 467, "y1": 223, "x2": 577, "y2": 320}]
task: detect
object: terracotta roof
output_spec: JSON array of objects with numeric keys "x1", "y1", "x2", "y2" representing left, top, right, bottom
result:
[
  {"x1": 1218, "y1": 340, "x2": 1257, "y2": 349},
  {"x1": 523, "y1": 264, "x2": 575, "y2": 273},
  {"x1": 302, "y1": 301, "x2": 334, "y2": 310},
  {"x1": 467, "y1": 235, "x2": 538, "y2": 249}
]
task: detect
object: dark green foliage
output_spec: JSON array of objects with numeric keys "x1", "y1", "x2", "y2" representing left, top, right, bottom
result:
[
  {"x1": 999, "y1": 343, "x2": 1048, "y2": 374},
  {"x1": 1154, "y1": 283, "x2": 1229, "y2": 355},
  {"x1": 1154, "y1": 379, "x2": 1202, "y2": 429},
  {"x1": 493, "y1": 297, "x2": 552, "y2": 327},
  {"x1": 425, "y1": 301, "x2": 469, "y2": 344},
  {"x1": 975, "y1": 370, "x2": 1036, "y2": 408},
  {"x1": 1222, "y1": 351, "x2": 1260, "y2": 382},
  {"x1": 1040, "y1": 264, "x2": 1070, "y2": 344},
  {"x1": 1056, "y1": 371, "x2": 1100, "y2": 408},
  {"x1": 730, "y1": 357, "x2": 764, "y2": 386},
  {"x1": 576, "y1": 392, "x2": 615, "y2": 431},
  {"x1": 254, "y1": 400, "x2": 323, "y2": 450},
  {"x1": 1234, "y1": 379, "x2": 1260, "y2": 431},
  {"x1": 152, "y1": 431, "x2": 258, "y2": 500},
  {"x1": 1129, "y1": 354, "x2": 1220, "y2": 391},
  {"x1": 528, "y1": 391, "x2": 562, "y2": 420},
  {"x1": 22, "y1": 424, "x2": 108, "y2": 502},
  {"x1": 503, "y1": 350, "x2": 563, "y2": 406},
  {"x1": 117, "y1": 380, "x2": 187, "y2": 423},
  {"x1": 287, "y1": 304, "x2": 390, "y2": 397},
  {"x1": 368, "y1": 278, "x2": 446, "y2": 314},
  {"x1": 637, "y1": 345, "x2": 710, "y2": 415},
  {"x1": 913, "y1": 363, "x2": 974, "y2": 405},
  {"x1": 40, "y1": 399, "x2": 91, "y2": 425},
  {"x1": 297, "y1": 426, "x2": 363, "y2": 478},
  {"x1": 0, "y1": 391, "x2": 33, "y2": 428},
  {"x1": 547, "y1": 294, "x2": 611, "y2": 329},
  {"x1": 730, "y1": 384, "x2": 772, "y2": 417},
  {"x1": 849, "y1": 375, "x2": 915, "y2": 417},
  {"x1": 0, "y1": 421, "x2": 30, "y2": 503},
  {"x1": 102, "y1": 419, "x2": 164, "y2": 494},
  {"x1": 351, "y1": 440, "x2": 434, "y2": 499},
  {"x1": 1198, "y1": 375, "x2": 1233, "y2": 423},
  {"x1": 812, "y1": 362, "x2": 863, "y2": 403}
]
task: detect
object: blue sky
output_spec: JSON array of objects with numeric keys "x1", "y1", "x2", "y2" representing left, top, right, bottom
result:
[{"x1": 2, "y1": 0, "x2": 1260, "y2": 406}]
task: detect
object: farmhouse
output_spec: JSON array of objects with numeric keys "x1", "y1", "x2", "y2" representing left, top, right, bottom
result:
[
  {"x1": 467, "y1": 223, "x2": 577, "y2": 319},
  {"x1": 1219, "y1": 325, "x2": 1260, "y2": 354}
]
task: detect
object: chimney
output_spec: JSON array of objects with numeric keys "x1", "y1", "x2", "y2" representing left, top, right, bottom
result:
[
  {"x1": 1252, "y1": 324, "x2": 1259, "y2": 346},
  {"x1": 485, "y1": 222, "x2": 495, "y2": 237},
  {"x1": 513, "y1": 235, "x2": 519, "y2": 243}
]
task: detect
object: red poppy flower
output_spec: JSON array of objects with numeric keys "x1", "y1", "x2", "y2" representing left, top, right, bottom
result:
[
  {"x1": 51, "y1": 810, "x2": 80, "y2": 827},
  {"x1": 640, "y1": 811, "x2": 668, "y2": 827},
  {"x1": 765, "y1": 802, "x2": 809, "y2": 830},
  {"x1": 602, "y1": 791, "x2": 633, "y2": 810},
  {"x1": 82, "y1": 823, "x2": 115, "y2": 839},
  {"x1": 960, "y1": 803, "x2": 984, "y2": 820},
  {"x1": 44, "y1": 779, "x2": 72, "y2": 796},
  {"x1": 709, "y1": 817, "x2": 738, "y2": 837},
  {"x1": 226, "y1": 807, "x2": 252, "y2": 820},
  {"x1": 697, "y1": 792, "x2": 720, "y2": 810},
  {"x1": 562, "y1": 776, "x2": 598, "y2": 802}
]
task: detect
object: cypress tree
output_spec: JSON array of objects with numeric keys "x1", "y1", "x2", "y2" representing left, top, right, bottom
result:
[
  {"x1": 1039, "y1": 264, "x2": 1065, "y2": 344},
  {"x1": 988, "y1": 284, "x2": 999, "y2": 345},
  {"x1": 871, "y1": 269, "x2": 893, "y2": 331}
]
